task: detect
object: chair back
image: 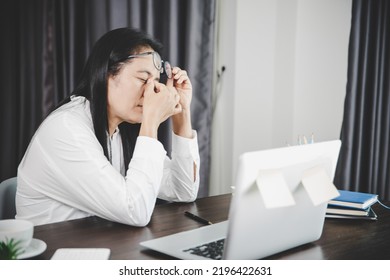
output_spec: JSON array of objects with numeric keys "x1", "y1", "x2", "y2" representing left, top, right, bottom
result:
[{"x1": 0, "y1": 177, "x2": 17, "y2": 219}]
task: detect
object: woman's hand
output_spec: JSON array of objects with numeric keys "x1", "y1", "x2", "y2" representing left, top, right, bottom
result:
[
  {"x1": 166, "y1": 67, "x2": 193, "y2": 139},
  {"x1": 166, "y1": 67, "x2": 192, "y2": 112},
  {"x1": 139, "y1": 79, "x2": 181, "y2": 138}
]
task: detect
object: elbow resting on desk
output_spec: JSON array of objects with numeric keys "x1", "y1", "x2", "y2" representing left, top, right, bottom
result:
[
  {"x1": 128, "y1": 217, "x2": 151, "y2": 227},
  {"x1": 120, "y1": 205, "x2": 153, "y2": 227},
  {"x1": 123, "y1": 190, "x2": 198, "y2": 227}
]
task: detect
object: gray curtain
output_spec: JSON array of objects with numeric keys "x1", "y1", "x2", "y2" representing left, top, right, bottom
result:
[
  {"x1": 0, "y1": 0, "x2": 215, "y2": 197},
  {"x1": 334, "y1": 0, "x2": 390, "y2": 200}
]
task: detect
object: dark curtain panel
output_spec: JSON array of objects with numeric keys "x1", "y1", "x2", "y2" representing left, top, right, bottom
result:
[
  {"x1": 0, "y1": 0, "x2": 215, "y2": 197},
  {"x1": 334, "y1": 0, "x2": 390, "y2": 200}
]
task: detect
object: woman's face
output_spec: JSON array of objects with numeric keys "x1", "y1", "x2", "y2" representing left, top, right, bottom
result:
[{"x1": 107, "y1": 47, "x2": 160, "y2": 131}]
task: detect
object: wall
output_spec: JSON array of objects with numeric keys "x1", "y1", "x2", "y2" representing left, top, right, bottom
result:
[{"x1": 210, "y1": 0, "x2": 352, "y2": 195}]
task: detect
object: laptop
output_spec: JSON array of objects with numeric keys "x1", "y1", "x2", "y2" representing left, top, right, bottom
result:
[{"x1": 141, "y1": 140, "x2": 342, "y2": 260}]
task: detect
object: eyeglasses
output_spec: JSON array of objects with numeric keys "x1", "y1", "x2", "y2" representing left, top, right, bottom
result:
[{"x1": 127, "y1": 51, "x2": 172, "y2": 79}]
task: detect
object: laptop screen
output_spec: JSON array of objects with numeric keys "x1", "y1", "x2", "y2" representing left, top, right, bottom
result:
[
  {"x1": 224, "y1": 140, "x2": 341, "y2": 259},
  {"x1": 140, "y1": 140, "x2": 341, "y2": 260}
]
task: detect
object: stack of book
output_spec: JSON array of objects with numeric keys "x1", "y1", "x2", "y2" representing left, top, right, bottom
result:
[{"x1": 326, "y1": 190, "x2": 378, "y2": 220}]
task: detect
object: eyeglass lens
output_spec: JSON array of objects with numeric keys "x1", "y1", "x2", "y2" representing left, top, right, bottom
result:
[
  {"x1": 152, "y1": 52, "x2": 162, "y2": 70},
  {"x1": 163, "y1": 61, "x2": 172, "y2": 79},
  {"x1": 127, "y1": 52, "x2": 172, "y2": 79},
  {"x1": 152, "y1": 52, "x2": 172, "y2": 79}
]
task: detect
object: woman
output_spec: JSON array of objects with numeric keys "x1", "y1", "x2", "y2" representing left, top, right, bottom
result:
[{"x1": 16, "y1": 28, "x2": 200, "y2": 226}]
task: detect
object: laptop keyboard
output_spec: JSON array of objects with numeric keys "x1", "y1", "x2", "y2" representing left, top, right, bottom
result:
[{"x1": 183, "y1": 238, "x2": 225, "y2": 260}]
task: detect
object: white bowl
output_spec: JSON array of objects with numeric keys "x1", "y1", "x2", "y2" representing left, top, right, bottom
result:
[{"x1": 0, "y1": 219, "x2": 34, "y2": 251}]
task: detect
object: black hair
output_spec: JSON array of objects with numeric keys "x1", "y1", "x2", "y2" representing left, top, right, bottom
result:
[{"x1": 70, "y1": 28, "x2": 163, "y2": 168}]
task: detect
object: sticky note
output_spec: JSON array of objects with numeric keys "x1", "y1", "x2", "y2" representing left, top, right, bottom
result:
[
  {"x1": 256, "y1": 169, "x2": 296, "y2": 208},
  {"x1": 301, "y1": 166, "x2": 339, "y2": 205}
]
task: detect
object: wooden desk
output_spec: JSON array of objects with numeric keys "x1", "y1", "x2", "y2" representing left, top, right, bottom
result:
[{"x1": 32, "y1": 194, "x2": 390, "y2": 260}]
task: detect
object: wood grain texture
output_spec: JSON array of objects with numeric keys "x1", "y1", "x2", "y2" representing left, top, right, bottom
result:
[{"x1": 32, "y1": 194, "x2": 390, "y2": 260}]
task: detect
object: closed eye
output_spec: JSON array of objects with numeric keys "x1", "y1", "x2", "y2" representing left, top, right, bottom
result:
[
  {"x1": 136, "y1": 70, "x2": 160, "y2": 82},
  {"x1": 138, "y1": 78, "x2": 147, "y2": 84}
]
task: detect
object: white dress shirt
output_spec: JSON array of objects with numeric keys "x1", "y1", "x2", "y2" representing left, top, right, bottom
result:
[{"x1": 16, "y1": 96, "x2": 200, "y2": 226}]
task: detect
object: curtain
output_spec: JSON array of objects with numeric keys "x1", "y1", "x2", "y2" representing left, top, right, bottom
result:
[
  {"x1": 0, "y1": 0, "x2": 215, "y2": 197},
  {"x1": 334, "y1": 0, "x2": 390, "y2": 200}
]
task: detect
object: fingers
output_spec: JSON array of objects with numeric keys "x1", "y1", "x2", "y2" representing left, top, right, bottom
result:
[
  {"x1": 173, "y1": 102, "x2": 183, "y2": 115},
  {"x1": 165, "y1": 67, "x2": 191, "y2": 88},
  {"x1": 143, "y1": 78, "x2": 155, "y2": 95},
  {"x1": 146, "y1": 79, "x2": 180, "y2": 109},
  {"x1": 152, "y1": 80, "x2": 162, "y2": 93},
  {"x1": 172, "y1": 67, "x2": 189, "y2": 84},
  {"x1": 166, "y1": 73, "x2": 174, "y2": 88}
]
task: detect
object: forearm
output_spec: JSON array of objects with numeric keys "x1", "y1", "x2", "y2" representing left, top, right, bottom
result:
[
  {"x1": 91, "y1": 137, "x2": 166, "y2": 226},
  {"x1": 172, "y1": 109, "x2": 193, "y2": 139},
  {"x1": 158, "y1": 132, "x2": 200, "y2": 202},
  {"x1": 139, "y1": 119, "x2": 159, "y2": 139}
]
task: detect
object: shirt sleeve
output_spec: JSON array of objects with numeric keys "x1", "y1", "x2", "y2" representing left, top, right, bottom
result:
[
  {"x1": 157, "y1": 131, "x2": 200, "y2": 202},
  {"x1": 18, "y1": 109, "x2": 167, "y2": 227}
]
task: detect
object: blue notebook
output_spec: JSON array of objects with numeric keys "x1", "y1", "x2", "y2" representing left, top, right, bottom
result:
[{"x1": 328, "y1": 190, "x2": 378, "y2": 209}]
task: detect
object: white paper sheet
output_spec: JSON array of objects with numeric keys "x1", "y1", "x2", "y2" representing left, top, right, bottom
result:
[{"x1": 301, "y1": 166, "x2": 340, "y2": 206}]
